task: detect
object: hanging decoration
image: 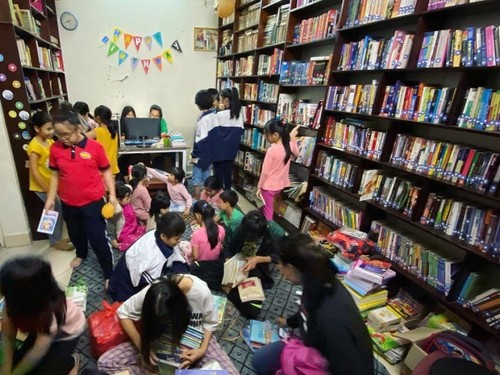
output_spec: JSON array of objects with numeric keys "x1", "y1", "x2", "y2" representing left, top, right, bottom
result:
[
  {"x1": 215, "y1": 0, "x2": 235, "y2": 18},
  {"x1": 102, "y1": 28, "x2": 174, "y2": 73},
  {"x1": 171, "y1": 40, "x2": 183, "y2": 53}
]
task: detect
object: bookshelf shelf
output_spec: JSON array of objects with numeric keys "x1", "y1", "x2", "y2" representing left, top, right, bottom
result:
[
  {"x1": 219, "y1": 22, "x2": 234, "y2": 31},
  {"x1": 286, "y1": 36, "x2": 337, "y2": 49},
  {"x1": 273, "y1": 213, "x2": 299, "y2": 233},
  {"x1": 30, "y1": 6, "x2": 46, "y2": 20},
  {"x1": 29, "y1": 94, "x2": 66, "y2": 104},
  {"x1": 237, "y1": 0, "x2": 261, "y2": 11},
  {"x1": 14, "y1": 25, "x2": 60, "y2": 50},
  {"x1": 234, "y1": 23, "x2": 260, "y2": 34},
  {"x1": 290, "y1": 0, "x2": 342, "y2": 15},
  {"x1": 339, "y1": 13, "x2": 419, "y2": 35},
  {"x1": 331, "y1": 66, "x2": 500, "y2": 75},
  {"x1": 240, "y1": 99, "x2": 278, "y2": 105},
  {"x1": 256, "y1": 42, "x2": 287, "y2": 51},
  {"x1": 280, "y1": 84, "x2": 328, "y2": 88},
  {"x1": 304, "y1": 207, "x2": 340, "y2": 231},
  {"x1": 421, "y1": 0, "x2": 500, "y2": 18},
  {"x1": 234, "y1": 162, "x2": 261, "y2": 178},
  {"x1": 262, "y1": 0, "x2": 290, "y2": 12},
  {"x1": 310, "y1": 174, "x2": 361, "y2": 200}
]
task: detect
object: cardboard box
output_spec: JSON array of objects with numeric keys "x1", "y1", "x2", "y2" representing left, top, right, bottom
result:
[{"x1": 395, "y1": 327, "x2": 444, "y2": 371}]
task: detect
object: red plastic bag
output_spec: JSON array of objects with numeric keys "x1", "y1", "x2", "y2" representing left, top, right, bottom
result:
[
  {"x1": 276, "y1": 337, "x2": 329, "y2": 375},
  {"x1": 88, "y1": 301, "x2": 129, "y2": 358}
]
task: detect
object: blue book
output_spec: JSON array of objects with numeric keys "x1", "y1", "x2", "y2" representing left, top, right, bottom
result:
[{"x1": 249, "y1": 320, "x2": 280, "y2": 345}]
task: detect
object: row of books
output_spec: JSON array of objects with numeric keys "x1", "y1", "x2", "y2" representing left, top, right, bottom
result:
[
  {"x1": 276, "y1": 94, "x2": 322, "y2": 128},
  {"x1": 237, "y1": 3, "x2": 260, "y2": 30},
  {"x1": 417, "y1": 26, "x2": 500, "y2": 68},
  {"x1": 154, "y1": 326, "x2": 203, "y2": 368},
  {"x1": 291, "y1": 9, "x2": 337, "y2": 45},
  {"x1": 344, "y1": 0, "x2": 417, "y2": 28},
  {"x1": 315, "y1": 150, "x2": 359, "y2": 192},
  {"x1": 322, "y1": 117, "x2": 387, "y2": 161},
  {"x1": 362, "y1": 171, "x2": 421, "y2": 218},
  {"x1": 379, "y1": 82, "x2": 454, "y2": 124},
  {"x1": 344, "y1": 258, "x2": 396, "y2": 296},
  {"x1": 262, "y1": 5, "x2": 289, "y2": 46},
  {"x1": 235, "y1": 56, "x2": 253, "y2": 76},
  {"x1": 219, "y1": 30, "x2": 233, "y2": 56},
  {"x1": 283, "y1": 177, "x2": 308, "y2": 203},
  {"x1": 462, "y1": 288, "x2": 500, "y2": 328},
  {"x1": 11, "y1": 5, "x2": 42, "y2": 35},
  {"x1": 338, "y1": 31, "x2": 414, "y2": 71},
  {"x1": 457, "y1": 270, "x2": 496, "y2": 305},
  {"x1": 237, "y1": 29, "x2": 258, "y2": 53},
  {"x1": 369, "y1": 220, "x2": 463, "y2": 295},
  {"x1": 295, "y1": 136, "x2": 316, "y2": 167},
  {"x1": 257, "y1": 48, "x2": 283, "y2": 76},
  {"x1": 325, "y1": 81, "x2": 379, "y2": 115},
  {"x1": 457, "y1": 86, "x2": 500, "y2": 132},
  {"x1": 420, "y1": 193, "x2": 500, "y2": 254},
  {"x1": 221, "y1": 13, "x2": 234, "y2": 26},
  {"x1": 217, "y1": 60, "x2": 233, "y2": 77},
  {"x1": 242, "y1": 83, "x2": 258, "y2": 101},
  {"x1": 245, "y1": 105, "x2": 275, "y2": 127},
  {"x1": 17, "y1": 37, "x2": 32, "y2": 67},
  {"x1": 427, "y1": 0, "x2": 488, "y2": 11},
  {"x1": 279, "y1": 55, "x2": 332, "y2": 86},
  {"x1": 389, "y1": 134, "x2": 500, "y2": 193},
  {"x1": 217, "y1": 78, "x2": 234, "y2": 91},
  {"x1": 242, "y1": 128, "x2": 271, "y2": 152},
  {"x1": 257, "y1": 81, "x2": 279, "y2": 103},
  {"x1": 309, "y1": 186, "x2": 363, "y2": 229},
  {"x1": 236, "y1": 150, "x2": 264, "y2": 176},
  {"x1": 294, "y1": 0, "x2": 321, "y2": 9}
]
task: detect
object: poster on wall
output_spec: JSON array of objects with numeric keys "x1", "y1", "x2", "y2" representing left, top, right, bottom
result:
[{"x1": 193, "y1": 27, "x2": 217, "y2": 52}]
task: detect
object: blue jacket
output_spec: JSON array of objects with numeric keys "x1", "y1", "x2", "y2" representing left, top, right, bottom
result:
[
  {"x1": 192, "y1": 110, "x2": 219, "y2": 170},
  {"x1": 212, "y1": 109, "x2": 244, "y2": 162}
]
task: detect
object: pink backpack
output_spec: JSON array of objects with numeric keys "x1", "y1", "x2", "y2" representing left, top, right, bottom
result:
[{"x1": 276, "y1": 337, "x2": 330, "y2": 375}]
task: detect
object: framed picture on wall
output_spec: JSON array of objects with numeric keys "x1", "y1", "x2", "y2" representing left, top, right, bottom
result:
[{"x1": 194, "y1": 27, "x2": 218, "y2": 52}]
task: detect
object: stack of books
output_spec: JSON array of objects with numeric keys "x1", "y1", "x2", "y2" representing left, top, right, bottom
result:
[
  {"x1": 154, "y1": 326, "x2": 204, "y2": 368},
  {"x1": 262, "y1": 5, "x2": 289, "y2": 46},
  {"x1": 387, "y1": 289, "x2": 426, "y2": 322},
  {"x1": 237, "y1": 29, "x2": 258, "y2": 52},
  {"x1": 457, "y1": 86, "x2": 500, "y2": 131},
  {"x1": 367, "y1": 325, "x2": 410, "y2": 365},
  {"x1": 325, "y1": 81, "x2": 379, "y2": 114},
  {"x1": 169, "y1": 133, "x2": 186, "y2": 146},
  {"x1": 343, "y1": 258, "x2": 396, "y2": 296},
  {"x1": 464, "y1": 289, "x2": 499, "y2": 328},
  {"x1": 343, "y1": 284, "x2": 389, "y2": 312}
]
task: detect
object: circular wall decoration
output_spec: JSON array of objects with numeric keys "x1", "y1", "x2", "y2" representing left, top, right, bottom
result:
[
  {"x1": 12, "y1": 80, "x2": 21, "y2": 89},
  {"x1": 18, "y1": 122, "x2": 26, "y2": 129},
  {"x1": 13, "y1": 133, "x2": 21, "y2": 140},
  {"x1": 2, "y1": 90, "x2": 14, "y2": 100},
  {"x1": 15, "y1": 101, "x2": 23, "y2": 109},
  {"x1": 0, "y1": 74, "x2": 6, "y2": 82},
  {"x1": 8, "y1": 63, "x2": 17, "y2": 72},
  {"x1": 21, "y1": 131, "x2": 31, "y2": 140},
  {"x1": 60, "y1": 11, "x2": 79, "y2": 31},
  {"x1": 19, "y1": 110, "x2": 30, "y2": 120},
  {"x1": 0, "y1": 54, "x2": 4, "y2": 62},
  {"x1": 8, "y1": 110, "x2": 17, "y2": 118}
]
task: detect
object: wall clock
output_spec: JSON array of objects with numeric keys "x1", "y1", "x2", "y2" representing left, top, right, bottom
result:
[{"x1": 60, "y1": 11, "x2": 78, "y2": 31}]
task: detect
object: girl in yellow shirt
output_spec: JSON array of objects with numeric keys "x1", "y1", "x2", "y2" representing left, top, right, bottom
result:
[
  {"x1": 87, "y1": 105, "x2": 119, "y2": 175},
  {"x1": 27, "y1": 111, "x2": 73, "y2": 251}
]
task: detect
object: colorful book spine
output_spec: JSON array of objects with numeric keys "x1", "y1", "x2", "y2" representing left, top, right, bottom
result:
[
  {"x1": 325, "y1": 81, "x2": 379, "y2": 114},
  {"x1": 316, "y1": 150, "x2": 359, "y2": 192},
  {"x1": 292, "y1": 9, "x2": 338, "y2": 44}
]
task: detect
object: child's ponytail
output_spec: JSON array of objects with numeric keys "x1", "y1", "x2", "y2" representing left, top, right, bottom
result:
[
  {"x1": 193, "y1": 200, "x2": 219, "y2": 250},
  {"x1": 220, "y1": 88, "x2": 241, "y2": 120},
  {"x1": 264, "y1": 119, "x2": 292, "y2": 164},
  {"x1": 94, "y1": 105, "x2": 117, "y2": 139},
  {"x1": 129, "y1": 164, "x2": 147, "y2": 191}
]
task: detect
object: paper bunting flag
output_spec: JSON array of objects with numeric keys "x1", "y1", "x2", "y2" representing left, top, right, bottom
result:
[
  {"x1": 171, "y1": 40, "x2": 182, "y2": 53},
  {"x1": 153, "y1": 32, "x2": 163, "y2": 47},
  {"x1": 162, "y1": 49, "x2": 173, "y2": 64},
  {"x1": 133, "y1": 36, "x2": 143, "y2": 52},
  {"x1": 144, "y1": 36, "x2": 153, "y2": 50},
  {"x1": 101, "y1": 35, "x2": 110, "y2": 45},
  {"x1": 112, "y1": 28, "x2": 122, "y2": 43},
  {"x1": 118, "y1": 50, "x2": 129, "y2": 65},
  {"x1": 107, "y1": 42, "x2": 120, "y2": 57},
  {"x1": 131, "y1": 57, "x2": 139, "y2": 72},
  {"x1": 124, "y1": 33, "x2": 133, "y2": 49},
  {"x1": 153, "y1": 55, "x2": 162, "y2": 71},
  {"x1": 141, "y1": 59, "x2": 151, "y2": 74}
]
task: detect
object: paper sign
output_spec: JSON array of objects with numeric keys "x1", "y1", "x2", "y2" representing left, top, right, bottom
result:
[
  {"x1": 107, "y1": 42, "x2": 119, "y2": 57},
  {"x1": 112, "y1": 28, "x2": 122, "y2": 43},
  {"x1": 162, "y1": 49, "x2": 173, "y2": 64},
  {"x1": 131, "y1": 57, "x2": 139, "y2": 72},
  {"x1": 141, "y1": 59, "x2": 151, "y2": 74},
  {"x1": 153, "y1": 55, "x2": 162, "y2": 71},
  {"x1": 133, "y1": 36, "x2": 143, "y2": 51},
  {"x1": 124, "y1": 33, "x2": 133, "y2": 49},
  {"x1": 144, "y1": 36, "x2": 153, "y2": 50},
  {"x1": 118, "y1": 50, "x2": 129, "y2": 65},
  {"x1": 153, "y1": 31, "x2": 163, "y2": 47}
]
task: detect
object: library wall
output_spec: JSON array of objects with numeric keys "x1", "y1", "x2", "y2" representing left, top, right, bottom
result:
[{"x1": 55, "y1": 0, "x2": 218, "y2": 151}]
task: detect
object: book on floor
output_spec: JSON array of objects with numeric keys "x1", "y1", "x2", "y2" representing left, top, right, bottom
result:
[
  {"x1": 238, "y1": 277, "x2": 266, "y2": 303},
  {"x1": 212, "y1": 294, "x2": 227, "y2": 327}
]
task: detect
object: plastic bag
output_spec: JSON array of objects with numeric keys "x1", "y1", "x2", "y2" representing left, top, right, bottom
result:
[{"x1": 88, "y1": 301, "x2": 128, "y2": 358}]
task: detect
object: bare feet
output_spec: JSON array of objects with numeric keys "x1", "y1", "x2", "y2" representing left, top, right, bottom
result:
[
  {"x1": 70, "y1": 257, "x2": 83, "y2": 268},
  {"x1": 68, "y1": 353, "x2": 79, "y2": 375}
]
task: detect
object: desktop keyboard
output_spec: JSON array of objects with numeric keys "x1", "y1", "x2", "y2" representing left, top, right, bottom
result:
[{"x1": 124, "y1": 139, "x2": 158, "y2": 147}]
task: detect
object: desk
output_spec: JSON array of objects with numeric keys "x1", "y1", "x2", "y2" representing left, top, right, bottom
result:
[{"x1": 118, "y1": 145, "x2": 189, "y2": 172}]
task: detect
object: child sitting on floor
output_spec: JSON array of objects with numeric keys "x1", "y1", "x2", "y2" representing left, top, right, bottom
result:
[
  {"x1": 191, "y1": 200, "x2": 225, "y2": 263},
  {"x1": 129, "y1": 163, "x2": 151, "y2": 225},
  {"x1": 199, "y1": 176, "x2": 222, "y2": 212},
  {"x1": 108, "y1": 183, "x2": 146, "y2": 251},
  {"x1": 146, "y1": 191, "x2": 170, "y2": 231},
  {"x1": 147, "y1": 166, "x2": 192, "y2": 216},
  {"x1": 107, "y1": 213, "x2": 189, "y2": 302},
  {"x1": 215, "y1": 190, "x2": 244, "y2": 250}
]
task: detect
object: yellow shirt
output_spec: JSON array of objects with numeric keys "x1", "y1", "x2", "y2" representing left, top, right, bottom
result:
[
  {"x1": 26, "y1": 138, "x2": 54, "y2": 192},
  {"x1": 95, "y1": 126, "x2": 119, "y2": 174}
]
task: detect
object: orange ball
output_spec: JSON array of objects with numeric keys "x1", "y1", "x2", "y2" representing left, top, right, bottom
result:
[
  {"x1": 101, "y1": 203, "x2": 115, "y2": 219},
  {"x1": 217, "y1": 0, "x2": 235, "y2": 18}
]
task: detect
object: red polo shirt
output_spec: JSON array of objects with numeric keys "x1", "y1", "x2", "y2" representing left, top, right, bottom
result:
[{"x1": 49, "y1": 136, "x2": 110, "y2": 207}]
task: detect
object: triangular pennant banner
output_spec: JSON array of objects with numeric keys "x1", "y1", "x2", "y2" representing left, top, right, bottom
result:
[
  {"x1": 144, "y1": 36, "x2": 153, "y2": 51},
  {"x1": 153, "y1": 32, "x2": 163, "y2": 47},
  {"x1": 162, "y1": 49, "x2": 173, "y2": 64},
  {"x1": 101, "y1": 35, "x2": 110, "y2": 45},
  {"x1": 131, "y1": 57, "x2": 139, "y2": 72},
  {"x1": 118, "y1": 50, "x2": 129, "y2": 65},
  {"x1": 124, "y1": 33, "x2": 133, "y2": 50},
  {"x1": 133, "y1": 36, "x2": 143, "y2": 52},
  {"x1": 171, "y1": 40, "x2": 182, "y2": 53},
  {"x1": 112, "y1": 28, "x2": 122, "y2": 43},
  {"x1": 141, "y1": 59, "x2": 151, "y2": 74},
  {"x1": 153, "y1": 55, "x2": 162, "y2": 71},
  {"x1": 107, "y1": 42, "x2": 120, "y2": 57}
]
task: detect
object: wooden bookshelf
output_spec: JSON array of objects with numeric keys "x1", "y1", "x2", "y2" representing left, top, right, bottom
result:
[{"x1": 0, "y1": 0, "x2": 68, "y2": 240}]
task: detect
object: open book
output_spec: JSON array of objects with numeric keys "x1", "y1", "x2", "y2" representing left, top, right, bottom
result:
[
  {"x1": 221, "y1": 254, "x2": 248, "y2": 286},
  {"x1": 238, "y1": 277, "x2": 265, "y2": 303}
]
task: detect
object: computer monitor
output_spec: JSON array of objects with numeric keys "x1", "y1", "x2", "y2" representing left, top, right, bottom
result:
[{"x1": 122, "y1": 118, "x2": 161, "y2": 140}]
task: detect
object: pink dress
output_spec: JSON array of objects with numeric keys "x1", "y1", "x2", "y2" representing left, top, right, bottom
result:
[
  {"x1": 118, "y1": 203, "x2": 146, "y2": 252},
  {"x1": 191, "y1": 225, "x2": 225, "y2": 261}
]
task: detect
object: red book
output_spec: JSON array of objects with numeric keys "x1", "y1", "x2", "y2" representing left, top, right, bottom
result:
[{"x1": 458, "y1": 149, "x2": 476, "y2": 186}]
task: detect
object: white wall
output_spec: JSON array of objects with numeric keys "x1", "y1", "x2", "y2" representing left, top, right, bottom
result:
[
  {"x1": 0, "y1": 105, "x2": 31, "y2": 247},
  {"x1": 56, "y1": 0, "x2": 218, "y2": 152}
]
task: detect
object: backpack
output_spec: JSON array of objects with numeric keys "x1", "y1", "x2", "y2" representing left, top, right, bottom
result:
[{"x1": 413, "y1": 331, "x2": 495, "y2": 375}]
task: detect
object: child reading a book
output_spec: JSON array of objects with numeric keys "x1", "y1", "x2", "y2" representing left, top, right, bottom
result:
[
  {"x1": 252, "y1": 234, "x2": 374, "y2": 375},
  {"x1": 216, "y1": 190, "x2": 244, "y2": 249},
  {"x1": 192, "y1": 89, "x2": 218, "y2": 199},
  {"x1": 147, "y1": 166, "x2": 192, "y2": 216},
  {"x1": 146, "y1": 191, "x2": 171, "y2": 231},
  {"x1": 45, "y1": 110, "x2": 115, "y2": 284},
  {"x1": 27, "y1": 111, "x2": 73, "y2": 251},
  {"x1": 256, "y1": 119, "x2": 300, "y2": 220},
  {"x1": 0, "y1": 257, "x2": 85, "y2": 375},
  {"x1": 107, "y1": 213, "x2": 189, "y2": 302},
  {"x1": 200, "y1": 176, "x2": 223, "y2": 210},
  {"x1": 108, "y1": 183, "x2": 146, "y2": 252},
  {"x1": 129, "y1": 163, "x2": 151, "y2": 225},
  {"x1": 98, "y1": 274, "x2": 238, "y2": 375},
  {"x1": 87, "y1": 105, "x2": 119, "y2": 176},
  {"x1": 191, "y1": 200, "x2": 225, "y2": 262}
]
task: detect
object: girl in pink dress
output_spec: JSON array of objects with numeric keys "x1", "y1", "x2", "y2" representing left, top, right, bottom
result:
[
  {"x1": 191, "y1": 200, "x2": 225, "y2": 262},
  {"x1": 114, "y1": 183, "x2": 146, "y2": 252}
]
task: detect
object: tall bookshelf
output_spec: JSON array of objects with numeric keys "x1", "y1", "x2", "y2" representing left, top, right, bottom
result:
[
  {"x1": 219, "y1": 0, "x2": 500, "y2": 342},
  {"x1": 0, "y1": 0, "x2": 68, "y2": 239}
]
